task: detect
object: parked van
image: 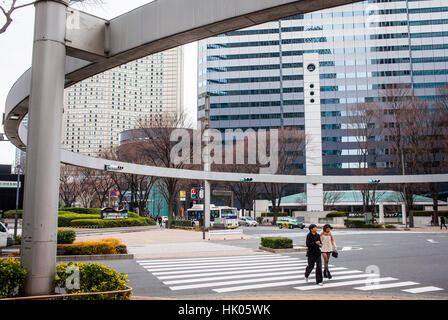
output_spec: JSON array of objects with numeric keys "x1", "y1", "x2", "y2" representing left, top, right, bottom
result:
[{"x1": 0, "y1": 221, "x2": 13, "y2": 248}]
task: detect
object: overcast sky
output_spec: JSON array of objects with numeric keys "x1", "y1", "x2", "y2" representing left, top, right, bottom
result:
[{"x1": 0, "y1": 0, "x2": 198, "y2": 167}]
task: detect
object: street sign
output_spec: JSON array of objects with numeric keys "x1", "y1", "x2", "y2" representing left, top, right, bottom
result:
[
  {"x1": 0, "y1": 181, "x2": 21, "y2": 189},
  {"x1": 180, "y1": 190, "x2": 186, "y2": 201},
  {"x1": 199, "y1": 188, "x2": 204, "y2": 199},
  {"x1": 101, "y1": 207, "x2": 128, "y2": 220}
]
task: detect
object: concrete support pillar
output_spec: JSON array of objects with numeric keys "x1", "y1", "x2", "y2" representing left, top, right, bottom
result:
[
  {"x1": 21, "y1": 0, "x2": 68, "y2": 296},
  {"x1": 401, "y1": 203, "x2": 407, "y2": 226},
  {"x1": 379, "y1": 203, "x2": 384, "y2": 224},
  {"x1": 303, "y1": 53, "x2": 323, "y2": 212}
]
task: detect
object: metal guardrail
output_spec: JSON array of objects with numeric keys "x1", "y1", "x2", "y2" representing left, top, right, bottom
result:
[{"x1": 208, "y1": 228, "x2": 244, "y2": 240}]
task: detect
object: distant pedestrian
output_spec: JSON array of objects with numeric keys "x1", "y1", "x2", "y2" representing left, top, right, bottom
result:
[
  {"x1": 440, "y1": 216, "x2": 447, "y2": 230},
  {"x1": 304, "y1": 224, "x2": 323, "y2": 286},
  {"x1": 430, "y1": 215, "x2": 435, "y2": 226},
  {"x1": 158, "y1": 216, "x2": 163, "y2": 228},
  {"x1": 320, "y1": 224, "x2": 337, "y2": 280}
]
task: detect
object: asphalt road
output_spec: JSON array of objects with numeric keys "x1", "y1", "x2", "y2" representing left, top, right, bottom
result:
[{"x1": 79, "y1": 226, "x2": 448, "y2": 300}]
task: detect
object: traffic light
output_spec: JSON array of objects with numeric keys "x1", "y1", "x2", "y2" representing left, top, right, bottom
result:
[
  {"x1": 241, "y1": 177, "x2": 254, "y2": 182},
  {"x1": 369, "y1": 179, "x2": 380, "y2": 184}
]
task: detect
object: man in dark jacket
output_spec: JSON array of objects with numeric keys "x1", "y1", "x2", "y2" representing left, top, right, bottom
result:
[{"x1": 304, "y1": 224, "x2": 323, "y2": 285}]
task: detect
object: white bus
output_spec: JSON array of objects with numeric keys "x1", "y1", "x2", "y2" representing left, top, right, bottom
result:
[{"x1": 186, "y1": 204, "x2": 239, "y2": 228}]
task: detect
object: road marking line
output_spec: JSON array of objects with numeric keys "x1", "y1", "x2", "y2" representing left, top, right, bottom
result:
[
  {"x1": 294, "y1": 277, "x2": 397, "y2": 291},
  {"x1": 169, "y1": 271, "x2": 366, "y2": 291},
  {"x1": 136, "y1": 254, "x2": 279, "y2": 263},
  {"x1": 354, "y1": 281, "x2": 419, "y2": 291},
  {"x1": 426, "y1": 239, "x2": 439, "y2": 244},
  {"x1": 145, "y1": 259, "x2": 304, "y2": 272},
  {"x1": 137, "y1": 255, "x2": 291, "y2": 265},
  {"x1": 402, "y1": 286, "x2": 444, "y2": 294},
  {"x1": 139, "y1": 256, "x2": 295, "y2": 267},
  {"x1": 162, "y1": 268, "x2": 352, "y2": 285},
  {"x1": 152, "y1": 262, "x2": 308, "y2": 275},
  {"x1": 156, "y1": 265, "x2": 338, "y2": 280}
]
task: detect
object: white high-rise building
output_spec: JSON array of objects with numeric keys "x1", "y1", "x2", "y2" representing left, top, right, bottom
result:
[{"x1": 62, "y1": 46, "x2": 184, "y2": 156}]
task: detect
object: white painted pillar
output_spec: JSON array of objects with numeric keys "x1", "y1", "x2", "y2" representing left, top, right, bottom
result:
[
  {"x1": 303, "y1": 53, "x2": 323, "y2": 211},
  {"x1": 401, "y1": 203, "x2": 407, "y2": 225},
  {"x1": 379, "y1": 203, "x2": 384, "y2": 224}
]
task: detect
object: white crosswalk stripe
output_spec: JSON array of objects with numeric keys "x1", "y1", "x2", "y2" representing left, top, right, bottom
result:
[
  {"x1": 136, "y1": 254, "x2": 445, "y2": 295},
  {"x1": 354, "y1": 282, "x2": 419, "y2": 291},
  {"x1": 294, "y1": 277, "x2": 398, "y2": 291},
  {"x1": 402, "y1": 286, "x2": 445, "y2": 294}
]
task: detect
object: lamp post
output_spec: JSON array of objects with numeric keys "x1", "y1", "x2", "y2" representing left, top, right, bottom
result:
[{"x1": 14, "y1": 165, "x2": 22, "y2": 238}]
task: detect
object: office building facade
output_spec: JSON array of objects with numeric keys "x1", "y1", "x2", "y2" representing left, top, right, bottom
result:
[
  {"x1": 62, "y1": 46, "x2": 184, "y2": 156},
  {"x1": 197, "y1": 0, "x2": 448, "y2": 174}
]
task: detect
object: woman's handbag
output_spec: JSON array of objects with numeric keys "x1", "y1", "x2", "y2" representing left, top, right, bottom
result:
[{"x1": 331, "y1": 249, "x2": 338, "y2": 258}]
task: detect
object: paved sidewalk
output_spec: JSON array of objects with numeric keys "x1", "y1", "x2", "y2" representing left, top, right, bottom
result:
[
  {"x1": 74, "y1": 228, "x2": 256, "y2": 258},
  {"x1": 75, "y1": 228, "x2": 253, "y2": 244}
]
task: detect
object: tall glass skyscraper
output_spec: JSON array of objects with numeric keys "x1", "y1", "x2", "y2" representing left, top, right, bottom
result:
[{"x1": 197, "y1": 0, "x2": 448, "y2": 174}]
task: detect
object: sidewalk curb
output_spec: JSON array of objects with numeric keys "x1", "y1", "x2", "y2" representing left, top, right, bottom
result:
[
  {"x1": 259, "y1": 245, "x2": 307, "y2": 253},
  {"x1": 56, "y1": 254, "x2": 134, "y2": 262}
]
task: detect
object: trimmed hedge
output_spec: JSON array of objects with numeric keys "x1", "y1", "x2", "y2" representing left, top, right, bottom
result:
[
  {"x1": 172, "y1": 220, "x2": 193, "y2": 227},
  {"x1": 3, "y1": 210, "x2": 23, "y2": 219},
  {"x1": 261, "y1": 237, "x2": 293, "y2": 249},
  {"x1": 62, "y1": 208, "x2": 102, "y2": 215},
  {"x1": 57, "y1": 238, "x2": 127, "y2": 256},
  {"x1": 326, "y1": 212, "x2": 349, "y2": 218},
  {"x1": 69, "y1": 217, "x2": 155, "y2": 228},
  {"x1": 0, "y1": 259, "x2": 27, "y2": 298},
  {"x1": 261, "y1": 212, "x2": 289, "y2": 217},
  {"x1": 344, "y1": 219, "x2": 384, "y2": 229},
  {"x1": 411, "y1": 210, "x2": 448, "y2": 217},
  {"x1": 55, "y1": 262, "x2": 131, "y2": 300},
  {"x1": 385, "y1": 224, "x2": 397, "y2": 229},
  {"x1": 57, "y1": 230, "x2": 76, "y2": 244},
  {"x1": 58, "y1": 213, "x2": 102, "y2": 227}
]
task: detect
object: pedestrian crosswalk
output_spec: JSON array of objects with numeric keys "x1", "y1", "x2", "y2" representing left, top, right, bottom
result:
[{"x1": 136, "y1": 254, "x2": 445, "y2": 295}]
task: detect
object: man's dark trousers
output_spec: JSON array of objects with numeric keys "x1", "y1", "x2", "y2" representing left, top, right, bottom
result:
[{"x1": 305, "y1": 253, "x2": 323, "y2": 284}]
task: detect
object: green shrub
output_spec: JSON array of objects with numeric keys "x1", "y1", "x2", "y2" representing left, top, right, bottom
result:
[
  {"x1": 385, "y1": 224, "x2": 397, "y2": 229},
  {"x1": 0, "y1": 259, "x2": 28, "y2": 298},
  {"x1": 344, "y1": 219, "x2": 365, "y2": 228},
  {"x1": 261, "y1": 237, "x2": 293, "y2": 249},
  {"x1": 3, "y1": 210, "x2": 23, "y2": 219},
  {"x1": 14, "y1": 235, "x2": 21, "y2": 245},
  {"x1": 69, "y1": 217, "x2": 155, "y2": 228},
  {"x1": 58, "y1": 213, "x2": 101, "y2": 227},
  {"x1": 261, "y1": 212, "x2": 289, "y2": 217},
  {"x1": 410, "y1": 210, "x2": 448, "y2": 217},
  {"x1": 326, "y1": 212, "x2": 349, "y2": 218},
  {"x1": 362, "y1": 223, "x2": 384, "y2": 229},
  {"x1": 57, "y1": 229, "x2": 76, "y2": 244},
  {"x1": 345, "y1": 219, "x2": 384, "y2": 228},
  {"x1": 256, "y1": 217, "x2": 264, "y2": 224},
  {"x1": 57, "y1": 238, "x2": 127, "y2": 256},
  {"x1": 172, "y1": 220, "x2": 193, "y2": 227},
  {"x1": 55, "y1": 262, "x2": 131, "y2": 300},
  {"x1": 127, "y1": 212, "x2": 140, "y2": 218},
  {"x1": 63, "y1": 208, "x2": 102, "y2": 215}
]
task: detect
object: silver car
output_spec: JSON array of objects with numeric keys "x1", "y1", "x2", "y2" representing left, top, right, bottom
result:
[{"x1": 239, "y1": 216, "x2": 258, "y2": 227}]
